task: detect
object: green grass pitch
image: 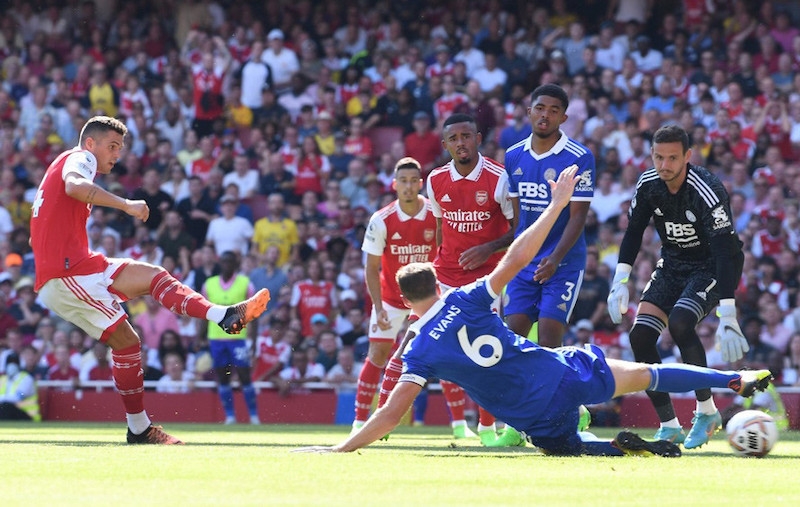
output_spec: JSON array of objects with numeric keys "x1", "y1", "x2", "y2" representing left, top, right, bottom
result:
[{"x1": 2, "y1": 422, "x2": 799, "y2": 506}]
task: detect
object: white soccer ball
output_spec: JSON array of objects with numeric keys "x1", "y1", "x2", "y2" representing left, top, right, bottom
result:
[{"x1": 725, "y1": 409, "x2": 779, "y2": 458}]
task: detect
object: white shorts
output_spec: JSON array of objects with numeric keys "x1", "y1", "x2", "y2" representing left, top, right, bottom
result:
[
  {"x1": 38, "y1": 259, "x2": 130, "y2": 341},
  {"x1": 368, "y1": 301, "x2": 410, "y2": 342},
  {"x1": 438, "y1": 281, "x2": 502, "y2": 314}
]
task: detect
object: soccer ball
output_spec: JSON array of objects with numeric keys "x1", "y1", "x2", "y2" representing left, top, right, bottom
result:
[{"x1": 725, "y1": 410, "x2": 778, "y2": 458}]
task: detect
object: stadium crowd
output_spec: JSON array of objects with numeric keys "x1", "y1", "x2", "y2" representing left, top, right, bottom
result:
[{"x1": 2, "y1": 0, "x2": 800, "y2": 411}]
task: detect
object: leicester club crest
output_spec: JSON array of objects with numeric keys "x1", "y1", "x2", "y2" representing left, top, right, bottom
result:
[
  {"x1": 475, "y1": 190, "x2": 488, "y2": 206},
  {"x1": 544, "y1": 168, "x2": 557, "y2": 182}
]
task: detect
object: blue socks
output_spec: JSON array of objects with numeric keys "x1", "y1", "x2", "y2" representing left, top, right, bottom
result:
[
  {"x1": 242, "y1": 384, "x2": 258, "y2": 417},
  {"x1": 218, "y1": 384, "x2": 234, "y2": 417},
  {"x1": 648, "y1": 363, "x2": 736, "y2": 393}
]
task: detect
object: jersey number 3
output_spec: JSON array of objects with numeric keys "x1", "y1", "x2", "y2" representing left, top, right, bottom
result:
[{"x1": 457, "y1": 325, "x2": 502, "y2": 367}]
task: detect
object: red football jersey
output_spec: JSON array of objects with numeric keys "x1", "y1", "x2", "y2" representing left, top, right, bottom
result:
[
  {"x1": 426, "y1": 155, "x2": 513, "y2": 287},
  {"x1": 361, "y1": 198, "x2": 437, "y2": 308},
  {"x1": 30, "y1": 148, "x2": 108, "y2": 291},
  {"x1": 291, "y1": 280, "x2": 336, "y2": 337}
]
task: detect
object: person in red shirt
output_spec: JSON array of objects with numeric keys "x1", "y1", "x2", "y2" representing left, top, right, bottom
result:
[
  {"x1": 290, "y1": 258, "x2": 337, "y2": 339},
  {"x1": 351, "y1": 157, "x2": 437, "y2": 430},
  {"x1": 291, "y1": 136, "x2": 331, "y2": 199},
  {"x1": 404, "y1": 111, "x2": 443, "y2": 177},
  {"x1": 29, "y1": 116, "x2": 270, "y2": 444},
  {"x1": 182, "y1": 31, "x2": 232, "y2": 138},
  {"x1": 425, "y1": 113, "x2": 518, "y2": 445}
]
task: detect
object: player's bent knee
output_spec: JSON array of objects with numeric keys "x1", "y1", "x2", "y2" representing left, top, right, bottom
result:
[{"x1": 104, "y1": 320, "x2": 142, "y2": 351}]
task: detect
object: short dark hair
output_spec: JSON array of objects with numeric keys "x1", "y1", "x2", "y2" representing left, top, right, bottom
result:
[
  {"x1": 79, "y1": 116, "x2": 127, "y2": 146},
  {"x1": 442, "y1": 113, "x2": 478, "y2": 132},
  {"x1": 394, "y1": 156, "x2": 422, "y2": 174},
  {"x1": 396, "y1": 262, "x2": 438, "y2": 302},
  {"x1": 531, "y1": 84, "x2": 569, "y2": 110},
  {"x1": 653, "y1": 125, "x2": 690, "y2": 153}
]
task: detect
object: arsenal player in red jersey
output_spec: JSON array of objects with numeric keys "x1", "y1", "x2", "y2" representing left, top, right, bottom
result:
[
  {"x1": 425, "y1": 113, "x2": 520, "y2": 446},
  {"x1": 351, "y1": 157, "x2": 437, "y2": 430},
  {"x1": 29, "y1": 116, "x2": 270, "y2": 444}
]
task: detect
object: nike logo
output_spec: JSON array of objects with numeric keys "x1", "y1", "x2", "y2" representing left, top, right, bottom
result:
[{"x1": 723, "y1": 325, "x2": 741, "y2": 336}]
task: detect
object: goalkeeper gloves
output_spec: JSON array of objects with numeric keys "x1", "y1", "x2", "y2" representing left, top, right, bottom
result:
[
  {"x1": 715, "y1": 299, "x2": 749, "y2": 363},
  {"x1": 607, "y1": 264, "x2": 632, "y2": 324}
]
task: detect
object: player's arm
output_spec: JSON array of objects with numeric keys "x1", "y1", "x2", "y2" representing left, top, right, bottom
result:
[
  {"x1": 532, "y1": 200, "x2": 589, "y2": 282},
  {"x1": 64, "y1": 172, "x2": 149, "y2": 222},
  {"x1": 333, "y1": 381, "x2": 421, "y2": 452},
  {"x1": 487, "y1": 165, "x2": 579, "y2": 295},
  {"x1": 365, "y1": 253, "x2": 390, "y2": 330}
]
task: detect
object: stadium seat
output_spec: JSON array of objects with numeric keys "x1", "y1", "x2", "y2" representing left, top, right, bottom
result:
[{"x1": 368, "y1": 126, "x2": 404, "y2": 158}]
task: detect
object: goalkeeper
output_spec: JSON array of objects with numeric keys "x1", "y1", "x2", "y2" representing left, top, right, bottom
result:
[{"x1": 606, "y1": 125, "x2": 748, "y2": 450}]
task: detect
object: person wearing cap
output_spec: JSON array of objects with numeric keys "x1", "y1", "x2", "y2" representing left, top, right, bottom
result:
[
  {"x1": 261, "y1": 28, "x2": 299, "y2": 96},
  {"x1": 630, "y1": 34, "x2": 663, "y2": 74},
  {"x1": 0, "y1": 352, "x2": 40, "y2": 421},
  {"x1": 4, "y1": 253, "x2": 24, "y2": 286},
  {"x1": 752, "y1": 208, "x2": 787, "y2": 259},
  {"x1": 607, "y1": 125, "x2": 747, "y2": 449},
  {"x1": 29, "y1": 116, "x2": 271, "y2": 444}
]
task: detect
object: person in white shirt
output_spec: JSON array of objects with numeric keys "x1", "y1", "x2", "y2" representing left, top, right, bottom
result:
[
  {"x1": 222, "y1": 154, "x2": 259, "y2": 199},
  {"x1": 239, "y1": 40, "x2": 273, "y2": 109},
  {"x1": 471, "y1": 53, "x2": 507, "y2": 96},
  {"x1": 454, "y1": 32, "x2": 485, "y2": 79},
  {"x1": 261, "y1": 29, "x2": 299, "y2": 95}
]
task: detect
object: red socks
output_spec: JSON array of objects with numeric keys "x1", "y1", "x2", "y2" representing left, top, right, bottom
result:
[
  {"x1": 354, "y1": 358, "x2": 382, "y2": 422},
  {"x1": 478, "y1": 406, "x2": 496, "y2": 427},
  {"x1": 441, "y1": 380, "x2": 466, "y2": 421},
  {"x1": 111, "y1": 344, "x2": 145, "y2": 414},
  {"x1": 377, "y1": 357, "x2": 403, "y2": 408},
  {"x1": 150, "y1": 271, "x2": 213, "y2": 319}
]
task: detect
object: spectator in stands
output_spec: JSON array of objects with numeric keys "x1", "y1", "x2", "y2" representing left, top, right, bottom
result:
[
  {"x1": 155, "y1": 351, "x2": 194, "y2": 394},
  {"x1": 275, "y1": 346, "x2": 325, "y2": 397},
  {"x1": 205, "y1": 194, "x2": 253, "y2": 258},
  {"x1": 325, "y1": 347, "x2": 362, "y2": 385},
  {"x1": 404, "y1": 111, "x2": 442, "y2": 175},
  {"x1": 0, "y1": 352, "x2": 39, "y2": 421},
  {"x1": 80, "y1": 341, "x2": 113, "y2": 382},
  {"x1": 131, "y1": 168, "x2": 174, "y2": 232},
  {"x1": 183, "y1": 31, "x2": 232, "y2": 138},
  {"x1": 7, "y1": 277, "x2": 44, "y2": 345}
]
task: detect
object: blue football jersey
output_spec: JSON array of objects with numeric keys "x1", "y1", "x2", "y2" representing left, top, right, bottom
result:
[
  {"x1": 505, "y1": 132, "x2": 595, "y2": 277},
  {"x1": 400, "y1": 279, "x2": 573, "y2": 434}
]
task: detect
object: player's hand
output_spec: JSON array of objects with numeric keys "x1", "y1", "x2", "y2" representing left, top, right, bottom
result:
[
  {"x1": 124, "y1": 199, "x2": 150, "y2": 222},
  {"x1": 375, "y1": 308, "x2": 391, "y2": 331},
  {"x1": 291, "y1": 446, "x2": 336, "y2": 453},
  {"x1": 715, "y1": 304, "x2": 749, "y2": 363},
  {"x1": 548, "y1": 164, "x2": 579, "y2": 209},
  {"x1": 607, "y1": 265, "x2": 631, "y2": 324},
  {"x1": 533, "y1": 256, "x2": 558, "y2": 283},
  {"x1": 459, "y1": 244, "x2": 493, "y2": 271}
]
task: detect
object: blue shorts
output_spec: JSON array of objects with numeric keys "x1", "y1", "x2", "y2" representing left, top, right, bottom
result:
[
  {"x1": 209, "y1": 339, "x2": 251, "y2": 369},
  {"x1": 504, "y1": 266, "x2": 584, "y2": 324},
  {"x1": 523, "y1": 344, "x2": 616, "y2": 455}
]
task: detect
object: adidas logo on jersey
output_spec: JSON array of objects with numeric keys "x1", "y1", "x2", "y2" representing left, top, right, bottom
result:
[
  {"x1": 654, "y1": 208, "x2": 663, "y2": 216},
  {"x1": 696, "y1": 291, "x2": 707, "y2": 301},
  {"x1": 557, "y1": 303, "x2": 567, "y2": 311},
  {"x1": 441, "y1": 194, "x2": 452, "y2": 202},
  {"x1": 513, "y1": 168, "x2": 523, "y2": 176},
  {"x1": 391, "y1": 232, "x2": 402, "y2": 240}
]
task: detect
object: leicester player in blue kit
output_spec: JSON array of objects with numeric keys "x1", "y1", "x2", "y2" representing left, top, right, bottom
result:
[
  {"x1": 504, "y1": 84, "x2": 594, "y2": 348},
  {"x1": 295, "y1": 165, "x2": 772, "y2": 456}
]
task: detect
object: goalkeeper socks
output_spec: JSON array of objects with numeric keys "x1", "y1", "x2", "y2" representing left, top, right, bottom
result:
[
  {"x1": 218, "y1": 384, "x2": 235, "y2": 417},
  {"x1": 696, "y1": 397, "x2": 717, "y2": 416},
  {"x1": 648, "y1": 363, "x2": 737, "y2": 393}
]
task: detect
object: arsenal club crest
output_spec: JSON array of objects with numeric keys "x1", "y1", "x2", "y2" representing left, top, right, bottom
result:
[
  {"x1": 475, "y1": 190, "x2": 488, "y2": 206},
  {"x1": 424, "y1": 229, "x2": 435, "y2": 242}
]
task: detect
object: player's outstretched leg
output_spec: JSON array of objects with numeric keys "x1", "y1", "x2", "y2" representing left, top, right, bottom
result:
[
  {"x1": 219, "y1": 289, "x2": 271, "y2": 334},
  {"x1": 612, "y1": 431, "x2": 681, "y2": 457}
]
